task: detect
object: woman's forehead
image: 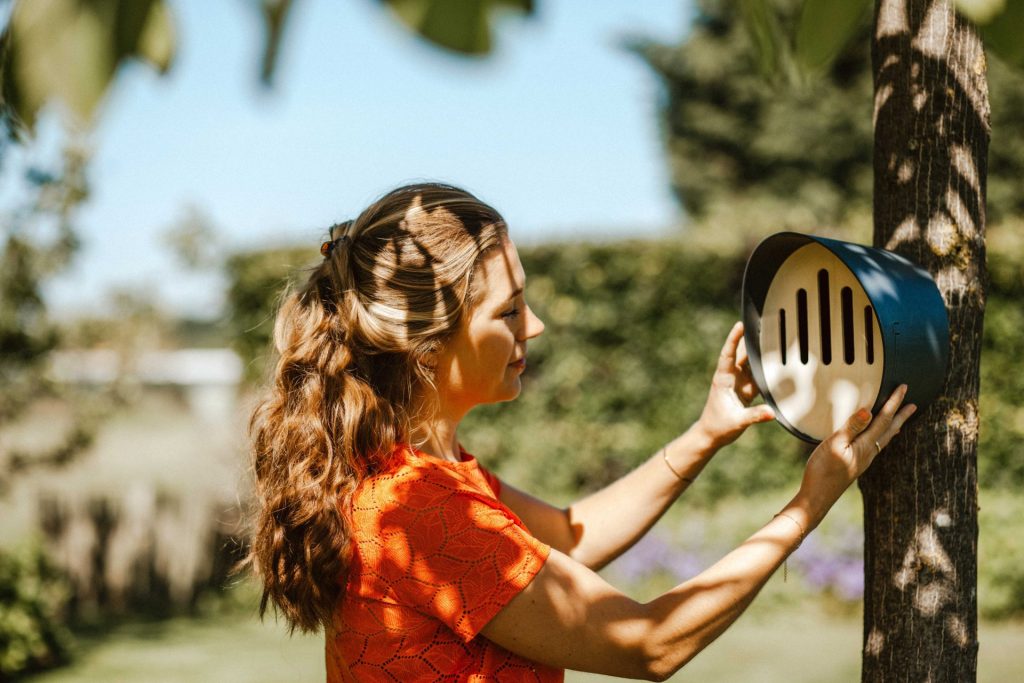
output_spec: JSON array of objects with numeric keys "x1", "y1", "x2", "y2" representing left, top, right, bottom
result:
[{"x1": 476, "y1": 240, "x2": 525, "y2": 302}]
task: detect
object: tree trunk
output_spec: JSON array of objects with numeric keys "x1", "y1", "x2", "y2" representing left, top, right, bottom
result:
[{"x1": 861, "y1": 1, "x2": 989, "y2": 680}]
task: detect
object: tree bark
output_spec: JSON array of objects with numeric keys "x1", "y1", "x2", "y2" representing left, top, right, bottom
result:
[{"x1": 861, "y1": 1, "x2": 989, "y2": 680}]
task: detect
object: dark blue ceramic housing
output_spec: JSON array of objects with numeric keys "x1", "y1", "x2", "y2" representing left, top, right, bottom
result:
[{"x1": 742, "y1": 232, "x2": 949, "y2": 443}]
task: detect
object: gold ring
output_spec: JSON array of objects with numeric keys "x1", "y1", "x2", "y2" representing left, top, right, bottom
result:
[{"x1": 874, "y1": 440, "x2": 882, "y2": 455}]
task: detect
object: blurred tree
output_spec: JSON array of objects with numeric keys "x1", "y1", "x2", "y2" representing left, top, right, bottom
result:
[
  {"x1": 633, "y1": 0, "x2": 875, "y2": 236},
  {"x1": 0, "y1": 144, "x2": 107, "y2": 495},
  {"x1": 0, "y1": 137, "x2": 104, "y2": 677},
  {"x1": 224, "y1": 245, "x2": 310, "y2": 383},
  {"x1": 633, "y1": 0, "x2": 1023, "y2": 238},
  {"x1": 0, "y1": 0, "x2": 178, "y2": 499},
  {"x1": 162, "y1": 205, "x2": 222, "y2": 271}
]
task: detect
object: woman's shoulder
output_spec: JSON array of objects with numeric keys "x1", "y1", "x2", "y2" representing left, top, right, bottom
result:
[{"x1": 353, "y1": 444, "x2": 497, "y2": 514}]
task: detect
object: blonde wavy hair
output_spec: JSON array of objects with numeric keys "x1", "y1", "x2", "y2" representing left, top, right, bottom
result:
[{"x1": 246, "y1": 183, "x2": 508, "y2": 632}]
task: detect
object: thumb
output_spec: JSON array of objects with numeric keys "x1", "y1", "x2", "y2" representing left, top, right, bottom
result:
[{"x1": 749, "y1": 405, "x2": 775, "y2": 424}]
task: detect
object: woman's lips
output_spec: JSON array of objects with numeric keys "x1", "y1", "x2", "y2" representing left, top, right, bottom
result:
[{"x1": 509, "y1": 358, "x2": 526, "y2": 371}]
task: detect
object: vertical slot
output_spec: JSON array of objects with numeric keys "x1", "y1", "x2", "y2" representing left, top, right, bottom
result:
[
  {"x1": 841, "y1": 287, "x2": 855, "y2": 364},
  {"x1": 817, "y1": 269, "x2": 832, "y2": 365},
  {"x1": 779, "y1": 309, "x2": 787, "y2": 365},
  {"x1": 797, "y1": 289, "x2": 809, "y2": 365},
  {"x1": 864, "y1": 305, "x2": 875, "y2": 365}
]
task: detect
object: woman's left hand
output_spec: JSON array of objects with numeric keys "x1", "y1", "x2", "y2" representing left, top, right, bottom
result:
[{"x1": 696, "y1": 322, "x2": 775, "y2": 449}]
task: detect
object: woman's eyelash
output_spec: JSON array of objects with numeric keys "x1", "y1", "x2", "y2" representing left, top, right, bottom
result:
[{"x1": 502, "y1": 307, "x2": 521, "y2": 319}]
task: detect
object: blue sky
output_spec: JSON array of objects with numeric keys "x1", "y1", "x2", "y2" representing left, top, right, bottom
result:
[{"x1": 23, "y1": 0, "x2": 695, "y2": 317}]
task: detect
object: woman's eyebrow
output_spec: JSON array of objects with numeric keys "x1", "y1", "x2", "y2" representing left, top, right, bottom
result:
[{"x1": 505, "y1": 287, "x2": 523, "y2": 301}]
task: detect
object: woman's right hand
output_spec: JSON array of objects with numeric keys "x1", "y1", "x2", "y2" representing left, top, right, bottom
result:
[{"x1": 796, "y1": 384, "x2": 917, "y2": 528}]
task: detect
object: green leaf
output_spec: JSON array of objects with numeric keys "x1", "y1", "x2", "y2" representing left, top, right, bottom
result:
[
  {"x1": 259, "y1": 0, "x2": 293, "y2": 86},
  {"x1": 384, "y1": 0, "x2": 533, "y2": 56},
  {"x1": 956, "y1": 0, "x2": 1008, "y2": 24},
  {"x1": 737, "y1": 0, "x2": 793, "y2": 83},
  {"x1": 979, "y1": 0, "x2": 1024, "y2": 69},
  {"x1": 795, "y1": 0, "x2": 871, "y2": 75},
  {"x1": 137, "y1": 0, "x2": 176, "y2": 74},
  {"x1": 4, "y1": 0, "x2": 177, "y2": 131}
]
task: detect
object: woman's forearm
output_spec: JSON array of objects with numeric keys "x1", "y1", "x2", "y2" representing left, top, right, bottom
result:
[
  {"x1": 564, "y1": 424, "x2": 718, "y2": 569},
  {"x1": 481, "y1": 495, "x2": 820, "y2": 681},
  {"x1": 640, "y1": 498, "x2": 815, "y2": 678}
]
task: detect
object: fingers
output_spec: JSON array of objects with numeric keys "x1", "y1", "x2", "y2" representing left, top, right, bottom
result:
[
  {"x1": 832, "y1": 405, "x2": 873, "y2": 453},
  {"x1": 860, "y1": 386, "x2": 915, "y2": 454},
  {"x1": 716, "y1": 322, "x2": 744, "y2": 374},
  {"x1": 748, "y1": 404, "x2": 775, "y2": 424},
  {"x1": 734, "y1": 340, "x2": 761, "y2": 403},
  {"x1": 836, "y1": 385, "x2": 916, "y2": 467},
  {"x1": 891, "y1": 403, "x2": 918, "y2": 433},
  {"x1": 735, "y1": 334, "x2": 750, "y2": 369},
  {"x1": 736, "y1": 381, "x2": 760, "y2": 404},
  {"x1": 878, "y1": 383, "x2": 909, "y2": 418}
]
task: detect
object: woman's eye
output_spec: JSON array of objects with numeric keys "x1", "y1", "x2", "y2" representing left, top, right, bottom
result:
[{"x1": 501, "y1": 307, "x2": 521, "y2": 320}]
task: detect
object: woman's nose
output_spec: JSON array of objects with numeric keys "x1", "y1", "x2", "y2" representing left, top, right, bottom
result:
[{"x1": 523, "y1": 304, "x2": 545, "y2": 340}]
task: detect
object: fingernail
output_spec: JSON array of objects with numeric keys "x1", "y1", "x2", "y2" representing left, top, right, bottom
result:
[
  {"x1": 907, "y1": 404, "x2": 917, "y2": 414},
  {"x1": 857, "y1": 408, "x2": 871, "y2": 422}
]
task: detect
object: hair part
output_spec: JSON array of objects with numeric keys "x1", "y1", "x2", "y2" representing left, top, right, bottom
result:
[{"x1": 245, "y1": 183, "x2": 508, "y2": 632}]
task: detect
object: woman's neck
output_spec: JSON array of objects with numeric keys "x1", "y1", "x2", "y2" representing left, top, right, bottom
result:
[
  {"x1": 410, "y1": 389, "x2": 471, "y2": 463},
  {"x1": 412, "y1": 415, "x2": 463, "y2": 463}
]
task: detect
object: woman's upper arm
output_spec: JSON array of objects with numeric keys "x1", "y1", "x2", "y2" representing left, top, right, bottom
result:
[
  {"x1": 480, "y1": 548, "x2": 663, "y2": 680},
  {"x1": 498, "y1": 481, "x2": 578, "y2": 555}
]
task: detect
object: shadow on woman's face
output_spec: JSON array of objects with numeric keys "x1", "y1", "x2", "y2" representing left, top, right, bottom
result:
[{"x1": 432, "y1": 239, "x2": 545, "y2": 419}]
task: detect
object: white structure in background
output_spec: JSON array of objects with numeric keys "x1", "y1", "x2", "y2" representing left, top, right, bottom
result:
[{"x1": 50, "y1": 348, "x2": 243, "y2": 422}]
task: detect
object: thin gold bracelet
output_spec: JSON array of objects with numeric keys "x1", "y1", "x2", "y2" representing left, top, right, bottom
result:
[
  {"x1": 773, "y1": 511, "x2": 806, "y2": 544},
  {"x1": 661, "y1": 447, "x2": 694, "y2": 484},
  {"x1": 773, "y1": 512, "x2": 806, "y2": 582}
]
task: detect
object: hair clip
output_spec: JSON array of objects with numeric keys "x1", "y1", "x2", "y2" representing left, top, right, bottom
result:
[{"x1": 320, "y1": 235, "x2": 351, "y2": 258}]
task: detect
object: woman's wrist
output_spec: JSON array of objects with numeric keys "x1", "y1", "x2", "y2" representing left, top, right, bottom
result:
[
  {"x1": 772, "y1": 511, "x2": 807, "y2": 550},
  {"x1": 661, "y1": 425, "x2": 718, "y2": 484},
  {"x1": 784, "y1": 490, "x2": 832, "y2": 535},
  {"x1": 688, "y1": 419, "x2": 724, "y2": 457}
]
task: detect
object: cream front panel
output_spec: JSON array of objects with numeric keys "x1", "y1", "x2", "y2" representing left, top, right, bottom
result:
[{"x1": 758, "y1": 243, "x2": 885, "y2": 441}]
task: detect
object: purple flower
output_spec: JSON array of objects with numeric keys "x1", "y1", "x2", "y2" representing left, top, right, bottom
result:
[
  {"x1": 791, "y1": 525, "x2": 865, "y2": 600},
  {"x1": 613, "y1": 533, "x2": 706, "y2": 583}
]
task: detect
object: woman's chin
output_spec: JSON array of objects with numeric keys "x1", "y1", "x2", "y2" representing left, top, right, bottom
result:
[{"x1": 494, "y1": 377, "x2": 523, "y2": 403}]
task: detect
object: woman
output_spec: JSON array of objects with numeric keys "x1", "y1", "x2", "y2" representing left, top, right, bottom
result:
[{"x1": 247, "y1": 183, "x2": 914, "y2": 681}]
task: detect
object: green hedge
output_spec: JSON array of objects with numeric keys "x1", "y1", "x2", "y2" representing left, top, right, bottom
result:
[
  {"x1": 979, "y1": 248, "x2": 1024, "y2": 490},
  {"x1": 226, "y1": 238, "x2": 1023, "y2": 501},
  {"x1": 0, "y1": 543, "x2": 72, "y2": 679}
]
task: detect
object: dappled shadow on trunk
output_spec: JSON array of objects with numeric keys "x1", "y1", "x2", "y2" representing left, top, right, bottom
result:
[{"x1": 859, "y1": 1, "x2": 988, "y2": 680}]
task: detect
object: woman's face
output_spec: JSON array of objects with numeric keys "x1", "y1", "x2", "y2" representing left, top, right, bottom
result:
[{"x1": 433, "y1": 238, "x2": 545, "y2": 418}]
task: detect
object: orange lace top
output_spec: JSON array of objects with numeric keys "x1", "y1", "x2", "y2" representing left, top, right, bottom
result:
[{"x1": 326, "y1": 445, "x2": 563, "y2": 682}]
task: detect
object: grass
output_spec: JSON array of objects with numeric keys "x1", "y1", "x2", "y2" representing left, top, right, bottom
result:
[{"x1": 30, "y1": 612, "x2": 323, "y2": 683}]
